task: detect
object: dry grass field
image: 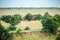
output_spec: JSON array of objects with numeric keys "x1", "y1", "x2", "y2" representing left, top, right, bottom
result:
[
  {"x1": 1, "y1": 20, "x2": 43, "y2": 31},
  {"x1": 16, "y1": 20, "x2": 43, "y2": 30},
  {"x1": 0, "y1": 8, "x2": 60, "y2": 17}
]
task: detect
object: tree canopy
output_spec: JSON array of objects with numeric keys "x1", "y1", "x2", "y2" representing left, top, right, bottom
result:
[
  {"x1": 41, "y1": 14, "x2": 60, "y2": 35},
  {"x1": 24, "y1": 13, "x2": 32, "y2": 21},
  {"x1": 33, "y1": 14, "x2": 42, "y2": 20},
  {"x1": 42, "y1": 12, "x2": 52, "y2": 19},
  {"x1": 1, "y1": 14, "x2": 21, "y2": 26},
  {"x1": 0, "y1": 23, "x2": 13, "y2": 40}
]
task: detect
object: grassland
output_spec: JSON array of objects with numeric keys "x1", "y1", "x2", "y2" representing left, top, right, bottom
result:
[
  {"x1": 1, "y1": 20, "x2": 43, "y2": 31},
  {"x1": 0, "y1": 8, "x2": 60, "y2": 40},
  {"x1": 11, "y1": 32, "x2": 56, "y2": 40},
  {"x1": 0, "y1": 8, "x2": 60, "y2": 17},
  {"x1": 0, "y1": 19, "x2": 57, "y2": 40}
]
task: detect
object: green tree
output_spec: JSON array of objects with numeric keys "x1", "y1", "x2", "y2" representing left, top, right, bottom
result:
[
  {"x1": 1, "y1": 14, "x2": 21, "y2": 31},
  {"x1": 33, "y1": 14, "x2": 42, "y2": 20},
  {"x1": 1, "y1": 15, "x2": 12, "y2": 23},
  {"x1": 24, "y1": 13, "x2": 32, "y2": 21},
  {"x1": 0, "y1": 23, "x2": 13, "y2": 40},
  {"x1": 41, "y1": 17, "x2": 59, "y2": 35},
  {"x1": 53, "y1": 14, "x2": 60, "y2": 25},
  {"x1": 8, "y1": 25, "x2": 16, "y2": 31},
  {"x1": 42, "y1": 12, "x2": 52, "y2": 19},
  {"x1": 11, "y1": 14, "x2": 21, "y2": 25},
  {"x1": 1, "y1": 14, "x2": 21, "y2": 26}
]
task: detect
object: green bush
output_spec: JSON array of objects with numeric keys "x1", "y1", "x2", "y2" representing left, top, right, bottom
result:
[
  {"x1": 8, "y1": 25, "x2": 16, "y2": 31},
  {"x1": 41, "y1": 17, "x2": 59, "y2": 35},
  {"x1": 53, "y1": 14, "x2": 60, "y2": 25},
  {"x1": 17, "y1": 29, "x2": 22, "y2": 33},
  {"x1": 24, "y1": 27, "x2": 30, "y2": 30},
  {"x1": 41, "y1": 14, "x2": 60, "y2": 35},
  {"x1": 24, "y1": 13, "x2": 32, "y2": 21},
  {"x1": 33, "y1": 14, "x2": 42, "y2": 20},
  {"x1": 1, "y1": 14, "x2": 21, "y2": 26},
  {"x1": 16, "y1": 29, "x2": 23, "y2": 35},
  {"x1": 0, "y1": 23, "x2": 13, "y2": 40}
]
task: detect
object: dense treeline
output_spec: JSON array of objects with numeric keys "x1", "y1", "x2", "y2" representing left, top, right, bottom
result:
[
  {"x1": 0, "y1": 12, "x2": 53, "y2": 21},
  {"x1": 0, "y1": 13, "x2": 42, "y2": 21}
]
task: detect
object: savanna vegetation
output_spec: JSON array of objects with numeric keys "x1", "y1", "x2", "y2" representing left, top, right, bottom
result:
[{"x1": 0, "y1": 10, "x2": 60, "y2": 40}]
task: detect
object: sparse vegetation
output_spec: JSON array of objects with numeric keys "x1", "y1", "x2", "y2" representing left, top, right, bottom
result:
[
  {"x1": 24, "y1": 27, "x2": 30, "y2": 30},
  {"x1": 16, "y1": 29, "x2": 23, "y2": 35},
  {"x1": 0, "y1": 8, "x2": 60, "y2": 40}
]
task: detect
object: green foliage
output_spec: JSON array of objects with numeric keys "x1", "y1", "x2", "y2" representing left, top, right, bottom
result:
[
  {"x1": 42, "y1": 12, "x2": 52, "y2": 19},
  {"x1": 24, "y1": 27, "x2": 30, "y2": 30},
  {"x1": 8, "y1": 25, "x2": 16, "y2": 31},
  {"x1": 24, "y1": 13, "x2": 32, "y2": 21},
  {"x1": 41, "y1": 16, "x2": 59, "y2": 35},
  {"x1": 1, "y1": 15, "x2": 12, "y2": 23},
  {"x1": 1, "y1": 14, "x2": 21, "y2": 25},
  {"x1": 41, "y1": 13, "x2": 60, "y2": 35},
  {"x1": 17, "y1": 29, "x2": 22, "y2": 34},
  {"x1": 0, "y1": 23, "x2": 13, "y2": 40},
  {"x1": 53, "y1": 14, "x2": 60, "y2": 25},
  {"x1": 12, "y1": 14, "x2": 21, "y2": 25},
  {"x1": 33, "y1": 14, "x2": 42, "y2": 20},
  {"x1": 16, "y1": 29, "x2": 23, "y2": 35}
]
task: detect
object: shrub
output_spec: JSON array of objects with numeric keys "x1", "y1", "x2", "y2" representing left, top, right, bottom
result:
[
  {"x1": 17, "y1": 29, "x2": 22, "y2": 33},
  {"x1": 8, "y1": 25, "x2": 16, "y2": 31},
  {"x1": 1, "y1": 14, "x2": 21, "y2": 26},
  {"x1": 24, "y1": 13, "x2": 32, "y2": 21},
  {"x1": 41, "y1": 17, "x2": 59, "y2": 35},
  {"x1": 33, "y1": 14, "x2": 42, "y2": 20},
  {"x1": 0, "y1": 23, "x2": 13, "y2": 40},
  {"x1": 24, "y1": 27, "x2": 30, "y2": 30},
  {"x1": 16, "y1": 29, "x2": 23, "y2": 35}
]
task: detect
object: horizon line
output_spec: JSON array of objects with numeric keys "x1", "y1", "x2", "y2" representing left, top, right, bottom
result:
[{"x1": 0, "y1": 7, "x2": 60, "y2": 9}]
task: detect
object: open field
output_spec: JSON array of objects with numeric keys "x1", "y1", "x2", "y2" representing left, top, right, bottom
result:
[
  {"x1": 0, "y1": 8, "x2": 60, "y2": 40},
  {"x1": 16, "y1": 21, "x2": 43, "y2": 30},
  {"x1": 1, "y1": 20, "x2": 43, "y2": 31},
  {"x1": 0, "y1": 8, "x2": 60, "y2": 17}
]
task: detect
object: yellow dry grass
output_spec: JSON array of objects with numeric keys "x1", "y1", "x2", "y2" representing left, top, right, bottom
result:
[
  {"x1": 16, "y1": 20, "x2": 43, "y2": 30},
  {"x1": 1, "y1": 20, "x2": 43, "y2": 31},
  {"x1": 0, "y1": 8, "x2": 60, "y2": 17}
]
